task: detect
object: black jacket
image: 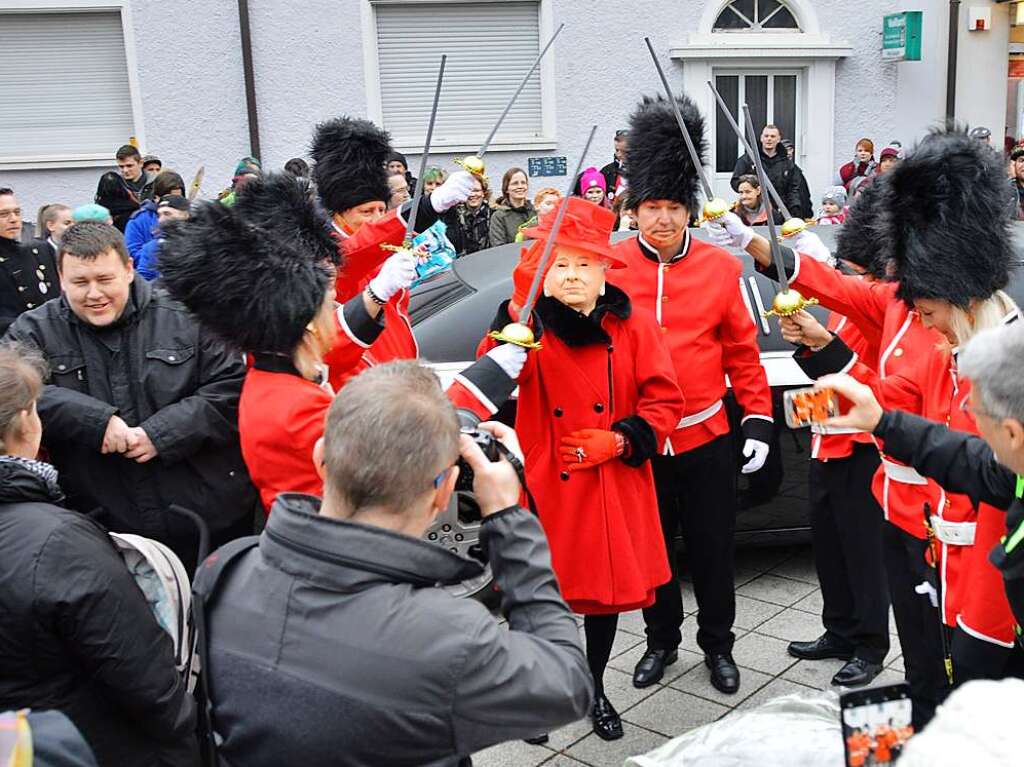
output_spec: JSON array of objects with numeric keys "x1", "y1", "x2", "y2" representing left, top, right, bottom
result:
[
  {"x1": 730, "y1": 150, "x2": 807, "y2": 219},
  {"x1": 0, "y1": 235, "x2": 59, "y2": 335},
  {"x1": 0, "y1": 457, "x2": 198, "y2": 767},
  {"x1": 445, "y1": 202, "x2": 491, "y2": 256},
  {"x1": 874, "y1": 409, "x2": 1024, "y2": 627},
  {"x1": 202, "y1": 495, "x2": 592, "y2": 767},
  {"x1": 3, "y1": 279, "x2": 259, "y2": 546}
]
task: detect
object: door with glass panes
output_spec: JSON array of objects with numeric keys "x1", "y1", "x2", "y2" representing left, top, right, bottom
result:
[{"x1": 712, "y1": 71, "x2": 801, "y2": 198}]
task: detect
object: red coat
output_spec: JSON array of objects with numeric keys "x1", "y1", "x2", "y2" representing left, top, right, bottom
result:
[
  {"x1": 777, "y1": 250, "x2": 945, "y2": 539},
  {"x1": 480, "y1": 287, "x2": 685, "y2": 614},
  {"x1": 810, "y1": 311, "x2": 879, "y2": 461},
  {"x1": 612, "y1": 232, "x2": 773, "y2": 454}
]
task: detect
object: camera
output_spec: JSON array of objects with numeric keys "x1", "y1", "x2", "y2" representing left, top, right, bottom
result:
[{"x1": 455, "y1": 409, "x2": 501, "y2": 492}]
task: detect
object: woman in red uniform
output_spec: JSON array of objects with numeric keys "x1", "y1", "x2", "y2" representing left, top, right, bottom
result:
[
  {"x1": 161, "y1": 173, "x2": 520, "y2": 513},
  {"x1": 709, "y1": 128, "x2": 1017, "y2": 722},
  {"x1": 479, "y1": 198, "x2": 685, "y2": 740}
]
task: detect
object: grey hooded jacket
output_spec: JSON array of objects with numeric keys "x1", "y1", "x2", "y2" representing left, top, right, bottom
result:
[{"x1": 204, "y1": 494, "x2": 592, "y2": 767}]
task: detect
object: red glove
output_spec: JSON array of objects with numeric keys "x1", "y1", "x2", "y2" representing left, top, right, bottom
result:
[
  {"x1": 559, "y1": 429, "x2": 625, "y2": 472},
  {"x1": 510, "y1": 241, "x2": 546, "y2": 315}
]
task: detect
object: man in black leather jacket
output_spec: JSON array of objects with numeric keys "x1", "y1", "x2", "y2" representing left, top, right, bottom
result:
[{"x1": 3, "y1": 222, "x2": 259, "y2": 570}]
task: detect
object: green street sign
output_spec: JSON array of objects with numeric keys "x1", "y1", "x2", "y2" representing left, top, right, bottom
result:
[{"x1": 883, "y1": 11, "x2": 923, "y2": 62}]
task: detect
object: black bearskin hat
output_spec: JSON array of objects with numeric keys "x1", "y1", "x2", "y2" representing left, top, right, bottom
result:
[
  {"x1": 311, "y1": 117, "x2": 392, "y2": 214},
  {"x1": 834, "y1": 181, "x2": 889, "y2": 280},
  {"x1": 624, "y1": 94, "x2": 707, "y2": 212},
  {"x1": 160, "y1": 173, "x2": 337, "y2": 354},
  {"x1": 875, "y1": 127, "x2": 1015, "y2": 308}
]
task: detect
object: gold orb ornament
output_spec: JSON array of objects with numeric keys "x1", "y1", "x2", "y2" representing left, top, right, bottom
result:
[
  {"x1": 455, "y1": 155, "x2": 487, "y2": 180},
  {"x1": 764, "y1": 289, "x2": 818, "y2": 318},
  {"x1": 780, "y1": 218, "x2": 808, "y2": 238},
  {"x1": 702, "y1": 198, "x2": 729, "y2": 222},
  {"x1": 488, "y1": 322, "x2": 541, "y2": 350}
]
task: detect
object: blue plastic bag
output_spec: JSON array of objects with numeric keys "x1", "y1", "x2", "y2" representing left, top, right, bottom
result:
[{"x1": 411, "y1": 220, "x2": 456, "y2": 288}]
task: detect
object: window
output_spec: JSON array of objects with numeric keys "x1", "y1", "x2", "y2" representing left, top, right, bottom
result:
[
  {"x1": 713, "y1": 0, "x2": 800, "y2": 32},
  {"x1": 372, "y1": 1, "x2": 549, "y2": 151},
  {"x1": 714, "y1": 72, "x2": 799, "y2": 173},
  {"x1": 0, "y1": 8, "x2": 137, "y2": 165}
]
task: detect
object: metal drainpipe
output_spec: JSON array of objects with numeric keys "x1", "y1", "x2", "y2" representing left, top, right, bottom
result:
[
  {"x1": 237, "y1": 0, "x2": 262, "y2": 161},
  {"x1": 946, "y1": 0, "x2": 961, "y2": 122}
]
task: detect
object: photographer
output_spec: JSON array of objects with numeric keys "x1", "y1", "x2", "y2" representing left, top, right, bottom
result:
[
  {"x1": 813, "y1": 324, "x2": 1024, "y2": 642},
  {"x1": 198, "y1": 360, "x2": 592, "y2": 767}
]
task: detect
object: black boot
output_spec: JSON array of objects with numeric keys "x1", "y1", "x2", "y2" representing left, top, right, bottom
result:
[{"x1": 591, "y1": 693, "x2": 624, "y2": 741}]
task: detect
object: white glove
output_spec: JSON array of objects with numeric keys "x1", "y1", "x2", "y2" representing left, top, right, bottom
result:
[
  {"x1": 787, "y1": 229, "x2": 834, "y2": 265},
  {"x1": 915, "y1": 581, "x2": 939, "y2": 608},
  {"x1": 430, "y1": 170, "x2": 476, "y2": 213},
  {"x1": 485, "y1": 343, "x2": 528, "y2": 380},
  {"x1": 369, "y1": 250, "x2": 417, "y2": 302},
  {"x1": 702, "y1": 211, "x2": 754, "y2": 250},
  {"x1": 740, "y1": 438, "x2": 769, "y2": 474}
]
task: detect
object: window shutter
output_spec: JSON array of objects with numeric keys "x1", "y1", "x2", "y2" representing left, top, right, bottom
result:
[
  {"x1": 374, "y1": 1, "x2": 544, "y2": 149},
  {"x1": 0, "y1": 11, "x2": 135, "y2": 162}
]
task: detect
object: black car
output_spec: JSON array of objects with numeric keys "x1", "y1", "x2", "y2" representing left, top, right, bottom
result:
[{"x1": 411, "y1": 225, "x2": 1024, "y2": 597}]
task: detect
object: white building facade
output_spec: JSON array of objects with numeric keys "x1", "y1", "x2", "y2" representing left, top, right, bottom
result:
[{"x1": 0, "y1": 0, "x2": 1015, "y2": 216}]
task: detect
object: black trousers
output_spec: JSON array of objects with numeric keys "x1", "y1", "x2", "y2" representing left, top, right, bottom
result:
[
  {"x1": 883, "y1": 522, "x2": 947, "y2": 730},
  {"x1": 643, "y1": 434, "x2": 737, "y2": 655},
  {"x1": 808, "y1": 445, "x2": 890, "y2": 664}
]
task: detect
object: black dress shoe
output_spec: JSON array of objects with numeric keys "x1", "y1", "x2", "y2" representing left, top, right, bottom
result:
[
  {"x1": 523, "y1": 734, "x2": 549, "y2": 745},
  {"x1": 787, "y1": 633, "x2": 855, "y2": 661},
  {"x1": 632, "y1": 648, "x2": 678, "y2": 688},
  {"x1": 831, "y1": 658, "x2": 883, "y2": 688},
  {"x1": 591, "y1": 693, "x2": 623, "y2": 741},
  {"x1": 705, "y1": 653, "x2": 740, "y2": 694}
]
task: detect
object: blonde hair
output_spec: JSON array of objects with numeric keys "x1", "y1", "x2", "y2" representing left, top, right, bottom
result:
[
  {"x1": 533, "y1": 187, "x2": 561, "y2": 207},
  {"x1": 294, "y1": 294, "x2": 339, "y2": 381},
  {"x1": 949, "y1": 290, "x2": 1019, "y2": 348}
]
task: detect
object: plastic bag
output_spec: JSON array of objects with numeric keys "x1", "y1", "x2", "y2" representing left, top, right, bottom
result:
[
  {"x1": 411, "y1": 220, "x2": 456, "y2": 288},
  {"x1": 626, "y1": 690, "x2": 845, "y2": 767}
]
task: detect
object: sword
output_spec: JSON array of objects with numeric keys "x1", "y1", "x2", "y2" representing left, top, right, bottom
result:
[
  {"x1": 188, "y1": 166, "x2": 205, "y2": 201},
  {"x1": 922, "y1": 502, "x2": 955, "y2": 686},
  {"x1": 489, "y1": 124, "x2": 599, "y2": 350},
  {"x1": 455, "y1": 23, "x2": 565, "y2": 180},
  {"x1": 741, "y1": 104, "x2": 816, "y2": 318},
  {"x1": 706, "y1": 80, "x2": 806, "y2": 237},
  {"x1": 643, "y1": 37, "x2": 727, "y2": 222},
  {"x1": 402, "y1": 54, "x2": 446, "y2": 247}
]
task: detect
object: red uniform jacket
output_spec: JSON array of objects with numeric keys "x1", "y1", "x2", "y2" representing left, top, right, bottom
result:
[
  {"x1": 798, "y1": 323, "x2": 1019, "y2": 644},
  {"x1": 330, "y1": 209, "x2": 420, "y2": 392},
  {"x1": 480, "y1": 288, "x2": 685, "y2": 614},
  {"x1": 811, "y1": 312, "x2": 880, "y2": 461},
  {"x1": 767, "y1": 249, "x2": 945, "y2": 539},
  {"x1": 612, "y1": 232, "x2": 773, "y2": 454}
]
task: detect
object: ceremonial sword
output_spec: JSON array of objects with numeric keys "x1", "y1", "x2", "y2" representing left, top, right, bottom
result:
[
  {"x1": 489, "y1": 124, "x2": 599, "y2": 350},
  {"x1": 706, "y1": 80, "x2": 807, "y2": 238},
  {"x1": 455, "y1": 23, "x2": 565, "y2": 180},
  {"x1": 643, "y1": 37, "x2": 728, "y2": 223},
  {"x1": 741, "y1": 104, "x2": 816, "y2": 318},
  {"x1": 922, "y1": 502, "x2": 955, "y2": 686},
  {"x1": 402, "y1": 54, "x2": 446, "y2": 247}
]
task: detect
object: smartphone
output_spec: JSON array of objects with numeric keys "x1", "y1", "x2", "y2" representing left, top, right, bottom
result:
[
  {"x1": 783, "y1": 386, "x2": 840, "y2": 429},
  {"x1": 840, "y1": 683, "x2": 913, "y2": 766}
]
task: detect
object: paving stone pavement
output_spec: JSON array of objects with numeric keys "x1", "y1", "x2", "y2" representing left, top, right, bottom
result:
[{"x1": 472, "y1": 544, "x2": 905, "y2": 767}]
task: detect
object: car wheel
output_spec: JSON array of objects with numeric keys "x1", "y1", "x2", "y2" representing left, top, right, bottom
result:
[{"x1": 425, "y1": 490, "x2": 497, "y2": 605}]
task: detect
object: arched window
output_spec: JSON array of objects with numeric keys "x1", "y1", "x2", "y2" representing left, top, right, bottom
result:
[{"x1": 713, "y1": 0, "x2": 800, "y2": 32}]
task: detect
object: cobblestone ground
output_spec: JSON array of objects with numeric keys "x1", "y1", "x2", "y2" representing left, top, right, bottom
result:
[{"x1": 473, "y1": 544, "x2": 904, "y2": 767}]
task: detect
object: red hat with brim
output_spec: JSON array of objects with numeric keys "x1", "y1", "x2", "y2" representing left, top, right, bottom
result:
[{"x1": 522, "y1": 196, "x2": 625, "y2": 268}]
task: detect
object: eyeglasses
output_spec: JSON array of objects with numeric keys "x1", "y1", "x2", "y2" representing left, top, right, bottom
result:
[
  {"x1": 0, "y1": 208, "x2": 21, "y2": 221},
  {"x1": 433, "y1": 466, "x2": 453, "y2": 489}
]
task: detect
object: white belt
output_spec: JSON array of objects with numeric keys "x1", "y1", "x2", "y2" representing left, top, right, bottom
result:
[
  {"x1": 930, "y1": 516, "x2": 977, "y2": 546},
  {"x1": 882, "y1": 458, "x2": 928, "y2": 486},
  {"x1": 811, "y1": 425, "x2": 861, "y2": 435},
  {"x1": 676, "y1": 400, "x2": 723, "y2": 429}
]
